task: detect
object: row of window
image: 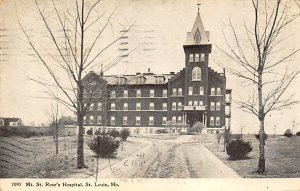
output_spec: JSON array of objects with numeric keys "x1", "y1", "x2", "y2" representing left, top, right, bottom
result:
[
  {"x1": 83, "y1": 115, "x2": 221, "y2": 126},
  {"x1": 111, "y1": 89, "x2": 168, "y2": 98},
  {"x1": 110, "y1": 102, "x2": 168, "y2": 111},
  {"x1": 116, "y1": 76, "x2": 165, "y2": 85},
  {"x1": 211, "y1": 102, "x2": 221, "y2": 111},
  {"x1": 189, "y1": 53, "x2": 206, "y2": 63},
  {"x1": 188, "y1": 86, "x2": 204, "y2": 96},
  {"x1": 87, "y1": 101, "x2": 221, "y2": 111},
  {"x1": 86, "y1": 87, "x2": 221, "y2": 99},
  {"x1": 210, "y1": 116, "x2": 221, "y2": 126}
]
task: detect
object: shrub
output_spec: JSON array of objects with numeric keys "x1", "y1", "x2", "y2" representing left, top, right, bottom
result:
[
  {"x1": 296, "y1": 131, "x2": 300, "y2": 136},
  {"x1": 255, "y1": 133, "x2": 268, "y2": 140},
  {"x1": 226, "y1": 140, "x2": 253, "y2": 160},
  {"x1": 109, "y1": 129, "x2": 120, "y2": 138},
  {"x1": 86, "y1": 129, "x2": 93, "y2": 135},
  {"x1": 88, "y1": 135, "x2": 120, "y2": 158},
  {"x1": 284, "y1": 129, "x2": 293, "y2": 137},
  {"x1": 120, "y1": 128, "x2": 130, "y2": 141},
  {"x1": 155, "y1": 129, "x2": 168, "y2": 134}
]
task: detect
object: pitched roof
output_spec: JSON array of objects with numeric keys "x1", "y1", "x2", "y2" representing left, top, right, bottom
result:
[
  {"x1": 2, "y1": 118, "x2": 22, "y2": 123},
  {"x1": 185, "y1": 13, "x2": 210, "y2": 45},
  {"x1": 103, "y1": 73, "x2": 175, "y2": 85}
]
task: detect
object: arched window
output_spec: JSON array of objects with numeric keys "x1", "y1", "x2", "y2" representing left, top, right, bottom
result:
[
  {"x1": 194, "y1": 28, "x2": 201, "y2": 44},
  {"x1": 192, "y1": 67, "x2": 201, "y2": 80}
]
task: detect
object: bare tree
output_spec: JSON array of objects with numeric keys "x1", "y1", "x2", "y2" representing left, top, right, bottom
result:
[
  {"x1": 48, "y1": 98, "x2": 64, "y2": 155},
  {"x1": 19, "y1": 0, "x2": 133, "y2": 168},
  {"x1": 219, "y1": 0, "x2": 300, "y2": 173}
]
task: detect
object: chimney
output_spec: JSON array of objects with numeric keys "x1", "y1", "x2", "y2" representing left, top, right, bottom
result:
[
  {"x1": 136, "y1": 72, "x2": 141, "y2": 75},
  {"x1": 148, "y1": 68, "x2": 150, "y2": 73}
]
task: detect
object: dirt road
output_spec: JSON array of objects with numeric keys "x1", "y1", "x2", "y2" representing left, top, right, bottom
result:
[{"x1": 97, "y1": 135, "x2": 240, "y2": 178}]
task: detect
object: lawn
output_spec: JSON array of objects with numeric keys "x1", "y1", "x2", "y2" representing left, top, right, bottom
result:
[
  {"x1": 205, "y1": 135, "x2": 300, "y2": 178},
  {"x1": 0, "y1": 135, "x2": 146, "y2": 178}
]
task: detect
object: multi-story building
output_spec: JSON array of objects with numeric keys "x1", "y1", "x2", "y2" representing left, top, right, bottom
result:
[{"x1": 83, "y1": 11, "x2": 232, "y2": 133}]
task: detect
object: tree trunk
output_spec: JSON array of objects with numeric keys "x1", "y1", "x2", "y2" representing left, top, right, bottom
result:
[
  {"x1": 55, "y1": 126, "x2": 58, "y2": 155},
  {"x1": 257, "y1": 73, "x2": 265, "y2": 174},
  {"x1": 77, "y1": 0, "x2": 85, "y2": 169},
  {"x1": 77, "y1": 112, "x2": 85, "y2": 168}
]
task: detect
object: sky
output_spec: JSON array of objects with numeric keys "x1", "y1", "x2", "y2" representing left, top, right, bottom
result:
[{"x1": 0, "y1": 0, "x2": 300, "y2": 134}]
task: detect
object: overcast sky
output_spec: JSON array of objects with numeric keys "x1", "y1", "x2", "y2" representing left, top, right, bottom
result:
[{"x1": 0, "y1": 0, "x2": 300, "y2": 134}]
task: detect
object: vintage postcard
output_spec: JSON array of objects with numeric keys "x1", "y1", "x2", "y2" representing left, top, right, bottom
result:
[{"x1": 0, "y1": 0, "x2": 300, "y2": 190}]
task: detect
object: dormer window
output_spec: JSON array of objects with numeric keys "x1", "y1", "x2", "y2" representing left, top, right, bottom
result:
[
  {"x1": 137, "y1": 77, "x2": 145, "y2": 84},
  {"x1": 155, "y1": 76, "x2": 164, "y2": 84},
  {"x1": 194, "y1": 28, "x2": 201, "y2": 44},
  {"x1": 116, "y1": 77, "x2": 127, "y2": 84}
]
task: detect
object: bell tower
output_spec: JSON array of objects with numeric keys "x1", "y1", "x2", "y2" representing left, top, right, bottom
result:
[{"x1": 183, "y1": 5, "x2": 212, "y2": 127}]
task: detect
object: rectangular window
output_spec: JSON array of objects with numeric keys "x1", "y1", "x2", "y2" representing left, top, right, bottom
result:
[
  {"x1": 177, "y1": 116, "x2": 182, "y2": 123},
  {"x1": 217, "y1": 88, "x2": 221, "y2": 95},
  {"x1": 83, "y1": 116, "x2": 86, "y2": 124},
  {"x1": 162, "y1": 117, "x2": 167, "y2": 125},
  {"x1": 150, "y1": 89, "x2": 155, "y2": 97},
  {"x1": 189, "y1": 87, "x2": 193, "y2": 95},
  {"x1": 136, "y1": 103, "x2": 141, "y2": 110},
  {"x1": 172, "y1": 116, "x2": 176, "y2": 123},
  {"x1": 194, "y1": 101, "x2": 198, "y2": 106},
  {"x1": 163, "y1": 103, "x2": 167, "y2": 110},
  {"x1": 90, "y1": 116, "x2": 94, "y2": 124},
  {"x1": 178, "y1": 102, "x2": 182, "y2": 110},
  {"x1": 111, "y1": 90, "x2": 115, "y2": 98},
  {"x1": 188, "y1": 101, "x2": 192, "y2": 106},
  {"x1": 163, "y1": 89, "x2": 168, "y2": 97},
  {"x1": 97, "y1": 102, "x2": 102, "y2": 111},
  {"x1": 216, "y1": 102, "x2": 221, "y2": 111},
  {"x1": 199, "y1": 101, "x2": 204, "y2": 106},
  {"x1": 172, "y1": 102, "x2": 177, "y2": 110},
  {"x1": 123, "y1": 116, "x2": 127, "y2": 125},
  {"x1": 216, "y1": 117, "x2": 220, "y2": 126},
  {"x1": 189, "y1": 54, "x2": 194, "y2": 62},
  {"x1": 90, "y1": 103, "x2": 94, "y2": 111},
  {"x1": 172, "y1": 88, "x2": 177, "y2": 96},
  {"x1": 149, "y1": 116, "x2": 154, "y2": 125},
  {"x1": 200, "y1": 86, "x2": 204, "y2": 95},
  {"x1": 136, "y1": 116, "x2": 141, "y2": 125},
  {"x1": 123, "y1": 90, "x2": 128, "y2": 98},
  {"x1": 178, "y1": 88, "x2": 183, "y2": 96},
  {"x1": 200, "y1": 53, "x2": 205, "y2": 62},
  {"x1": 195, "y1": 53, "x2": 200, "y2": 62},
  {"x1": 97, "y1": 116, "x2": 102, "y2": 125},
  {"x1": 210, "y1": 117, "x2": 214, "y2": 126},
  {"x1": 111, "y1": 102, "x2": 115, "y2": 111},
  {"x1": 136, "y1": 89, "x2": 141, "y2": 97},
  {"x1": 211, "y1": 88, "x2": 215, "y2": 95},
  {"x1": 149, "y1": 102, "x2": 154, "y2": 110},
  {"x1": 124, "y1": 103, "x2": 128, "y2": 110},
  {"x1": 210, "y1": 102, "x2": 215, "y2": 111},
  {"x1": 111, "y1": 116, "x2": 115, "y2": 125}
]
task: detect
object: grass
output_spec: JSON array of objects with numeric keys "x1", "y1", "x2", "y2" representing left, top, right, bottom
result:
[
  {"x1": 205, "y1": 135, "x2": 300, "y2": 178},
  {"x1": 0, "y1": 135, "x2": 146, "y2": 178}
]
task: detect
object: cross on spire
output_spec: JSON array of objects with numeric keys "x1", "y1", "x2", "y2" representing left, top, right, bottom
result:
[{"x1": 197, "y1": 2, "x2": 201, "y2": 14}]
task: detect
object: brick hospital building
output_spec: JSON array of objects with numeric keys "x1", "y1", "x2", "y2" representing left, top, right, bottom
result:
[{"x1": 83, "y1": 11, "x2": 232, "y2": 133}]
